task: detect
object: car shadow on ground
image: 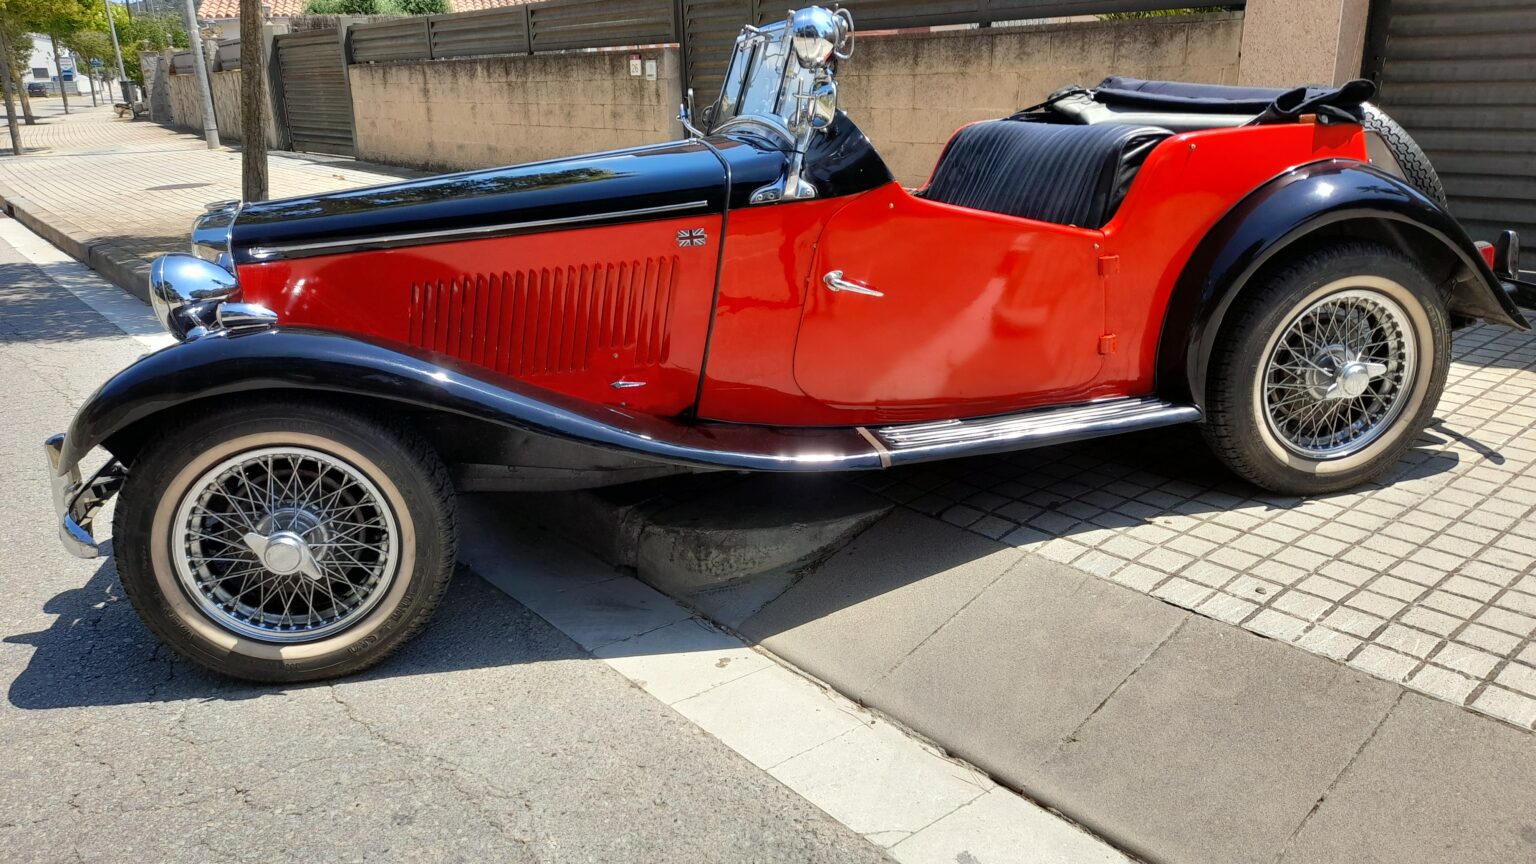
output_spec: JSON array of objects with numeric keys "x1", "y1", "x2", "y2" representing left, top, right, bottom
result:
[{"x1": 5, "y1": 552, "x2": 584, "y2": 710}]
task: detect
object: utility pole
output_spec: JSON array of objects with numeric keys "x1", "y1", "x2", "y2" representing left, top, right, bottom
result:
[
  {"x1": 0, "y1": 26, "x2": 21, "y2": 156},
  {"x1": 103, "y1": 0, "x2": 129, "y2": 103},
  {"x1": 239, "y1": 0, "x2": 267, "y2": 199},
  {"x1": 182, "y1": 0, "x2": 219, "y2": 148}
]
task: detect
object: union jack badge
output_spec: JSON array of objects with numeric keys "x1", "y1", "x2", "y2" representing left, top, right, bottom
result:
[{"x1": 676, "y1": 228, "x2": 708, "y2": 247}]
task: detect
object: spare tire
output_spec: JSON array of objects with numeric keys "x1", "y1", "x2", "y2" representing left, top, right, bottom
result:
[{"x1": 1362, "y1": 104, "x2": 1448, "y2": 208}]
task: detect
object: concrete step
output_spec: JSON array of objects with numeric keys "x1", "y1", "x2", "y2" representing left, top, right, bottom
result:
[{"x1": 481, "y1": 473, "x2": 891, "y2": 598}]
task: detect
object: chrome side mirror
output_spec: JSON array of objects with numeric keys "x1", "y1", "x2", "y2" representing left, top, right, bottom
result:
[
  {"x1": 679, "y1": 87, "x2": 704, "y2": 138},
  {"x1": 808, "y1": 80, "x2": 837, "y2": 130}
]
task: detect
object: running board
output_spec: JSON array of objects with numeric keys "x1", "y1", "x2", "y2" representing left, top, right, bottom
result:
[{"x1": 867, "y1": 398, "x2": 1201, "y2": 466}]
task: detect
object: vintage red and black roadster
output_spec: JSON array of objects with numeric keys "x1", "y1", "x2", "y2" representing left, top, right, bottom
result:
[{"x1": 44, "y1": 7, "x2": 1535, "y2": 681}]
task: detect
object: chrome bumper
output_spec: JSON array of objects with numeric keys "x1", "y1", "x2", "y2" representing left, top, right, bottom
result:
[{"x1": 44, "y1": 434, "x2": 126, "y2": 559}]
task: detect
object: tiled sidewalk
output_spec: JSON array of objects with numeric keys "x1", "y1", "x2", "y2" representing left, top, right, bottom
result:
[{"x1": 861, "y1": 323, "x2": 1536, "y2": 728}]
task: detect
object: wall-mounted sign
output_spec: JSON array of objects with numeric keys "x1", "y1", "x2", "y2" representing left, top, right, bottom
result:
[
  {"x1": 629, "y1": 54, "x2": 642, "y2": 77},
  {"x1": 644, "y1": 58, "x2": 656, "y2": 81}
]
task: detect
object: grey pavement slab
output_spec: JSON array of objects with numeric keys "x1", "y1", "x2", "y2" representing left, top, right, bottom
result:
[
  {"x1": 865, "y1": 552, "x2": 1186, "y2": 791},
  {"x1": 1031, "y1": 615, "x2": 1401, "y2": 864},
  {"x1": 1280, "y1": 693, "x2": 1536, "y2": 864},
  {"x1": 739, "y1": 509, "x2": 1022, "y2": 701}
]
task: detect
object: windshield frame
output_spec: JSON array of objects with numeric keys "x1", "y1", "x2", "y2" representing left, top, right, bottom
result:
[{"x1": 709, "y1": 20, "x2": 815, "y2": 135}]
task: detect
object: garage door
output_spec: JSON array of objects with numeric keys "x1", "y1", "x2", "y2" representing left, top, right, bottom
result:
[
  {"x1": 1366, "y1": 0, "x2": 1536, "y2": 244},
  {"x1": 274, "y1": 28, "x2": 354, "y2": 156}
]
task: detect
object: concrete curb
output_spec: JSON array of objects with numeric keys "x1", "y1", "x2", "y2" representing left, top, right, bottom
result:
[
  {"x1": 0, "y1": 185, "x2": 150, "y2": 301},
  {"x1": 501, "y1": 474, "x2": 892, "y2": 596}
]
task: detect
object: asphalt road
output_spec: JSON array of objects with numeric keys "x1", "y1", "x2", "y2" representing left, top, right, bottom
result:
[{"x1": 0, "y1": 215, "x2": 889, "y2": 862}]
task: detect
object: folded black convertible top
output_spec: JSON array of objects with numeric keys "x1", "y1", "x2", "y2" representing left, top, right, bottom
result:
[{"x1": 1093, "y1": 76, "x2": 1378, "y2": 124}]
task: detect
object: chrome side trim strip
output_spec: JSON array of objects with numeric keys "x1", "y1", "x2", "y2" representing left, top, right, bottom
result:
[
  {"x1": 873, "y1": 397, "x2": 1200, "y2": 465},
  {"x1": 244, "y1": 200, "x2": 714, "y2": 262}
]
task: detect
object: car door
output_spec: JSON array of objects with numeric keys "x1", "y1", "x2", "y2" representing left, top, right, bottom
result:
[{"x1": 792, "y1": 184, "x2": 1108, "y2": 420}]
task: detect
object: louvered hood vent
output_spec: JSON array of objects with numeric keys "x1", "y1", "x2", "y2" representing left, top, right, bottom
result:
[{"x1": 407, "y1": 258, "x2": 678, "y2": 377}]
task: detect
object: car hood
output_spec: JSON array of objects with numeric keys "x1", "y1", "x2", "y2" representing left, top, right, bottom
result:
[{"x1": 228, "y1": 137, "x2": 785, "y2": 264}]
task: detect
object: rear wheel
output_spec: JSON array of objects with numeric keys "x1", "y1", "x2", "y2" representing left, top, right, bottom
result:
[
  {"x1": 113, "y1": 401, "x2": 456, "y2": 682},
  {"x1": 1202, "y1": 242, "x2": 1449, "y2": 495}
]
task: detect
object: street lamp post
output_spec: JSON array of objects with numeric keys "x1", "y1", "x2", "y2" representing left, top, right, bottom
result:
[
  {"x1": 182, "y1": 0, "x2": 221, "y2": 148},
  {"x1": 103, "y1": 0, "x2": 129, "y2": 103}
]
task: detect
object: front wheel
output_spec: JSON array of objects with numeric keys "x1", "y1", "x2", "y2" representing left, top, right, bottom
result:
[
  {"x1": 113, "y1": 401, "x2": 456, "y2": 682},
  {"x1": 1202, "y1": 242, "x2": 1449, "y2": 495}
]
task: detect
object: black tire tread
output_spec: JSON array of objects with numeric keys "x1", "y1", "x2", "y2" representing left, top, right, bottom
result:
[
  {"x1": 1202, "y1": 241, "x2": 1448, "y2": 495},
  {"x1": 1362, "y1": 104, "x2": 1448, "y2": 209}
]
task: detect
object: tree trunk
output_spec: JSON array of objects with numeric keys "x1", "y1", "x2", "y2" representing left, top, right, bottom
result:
[
  {"x1": 50, "y1": 34, "x2": 69, "y2": 115},
  {"x1": 240, "y1": 0, "x2": 268, "y2": 201},
  {"x1": 13, "y1": 64, "x2": 34, "y2": 124},
  {"x1": 0, "y1": 27, "x2": 20, "y2": 155}
]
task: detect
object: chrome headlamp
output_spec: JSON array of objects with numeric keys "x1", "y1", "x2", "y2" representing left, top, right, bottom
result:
[
  {"x1": 149, "y1": 253, "x2": 240, "y2": 339},
  {"x1": 150, "y1": 201, "x2": 277, "y2": 340}
]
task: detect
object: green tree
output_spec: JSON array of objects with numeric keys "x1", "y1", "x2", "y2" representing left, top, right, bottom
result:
[
  {"x1": 302, "y1": 0, "x2": 397, "y2": 13},
  {"x1": 105, "y1": 8, "x2": 186, "y2": 86},
  {"x1": 1099, "y1": 7, "x2": 1229, "y2": 19},
  {"x1": 301, "y1": 0, "x2": 449, "y2": 15},
  {"x1": 17, "y1": 0, "x2": 100, "y2": 114},
  {"x1": 395, "y1": 0, "x2": 448, "y2": 14}
]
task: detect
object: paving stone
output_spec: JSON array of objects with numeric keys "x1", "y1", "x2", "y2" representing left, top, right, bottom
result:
[
  {"x1": 1349, "y1": 645, "x2": 1418, "y2": 682},
  {"x1": 1431, "y1": 642, "x2": 1503, "y2": 679},
  {"x1": 1405, "y1": 665, "x2": 1477, "y2": 704},
  {"x1": 1470, "y1": 687, "x2": 1536, "y2": 729},
  {"x1": 1034, "y1": 617, "x2": 1398, "y2": 864},
  {"x1": 1281, "y1": 694, "x2": 1536, "y2": 863},
  {"x1": 1457, "y1": 623, "x2": 1523, "y2": 655}
]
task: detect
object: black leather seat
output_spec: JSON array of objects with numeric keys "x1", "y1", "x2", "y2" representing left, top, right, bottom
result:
[{"x1": 919, "y1": 120, "x2": 1171, "y2": 229}]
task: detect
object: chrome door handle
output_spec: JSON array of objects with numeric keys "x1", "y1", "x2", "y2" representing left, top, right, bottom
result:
[{"x1": 823, "y1": 270, "x2": 883, "y2": 297}]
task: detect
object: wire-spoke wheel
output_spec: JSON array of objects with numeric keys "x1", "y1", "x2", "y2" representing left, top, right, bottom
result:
[
  {"x1": 114, "y1": 401, "x2": 455, "y2": 683},
  {"x1": 1203, "y1": 242, "x2": 1448, "y2": 495},
  {"x1": 1261, "y1": 289, "x2": 1418, "y2": 460},
  {"x1": 173, "y1": 447, "x2": 401, "y2": 643}
]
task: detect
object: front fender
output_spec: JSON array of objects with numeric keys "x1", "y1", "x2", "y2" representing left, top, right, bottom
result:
[
  {"x1": 59, "y1": 327, "x2": 882, "y2": 477},
  {"x1": 1158, "y1": 160, "x2": 1530, "y2": 407}
]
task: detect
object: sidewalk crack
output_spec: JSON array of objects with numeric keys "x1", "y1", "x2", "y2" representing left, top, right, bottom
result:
[
  {"x1": 1271, "y1": 689, "x2": 1403, "y2": 864},
  {"x1": 1053, "y1": 616, "x2": 1189, "y2": 752}
]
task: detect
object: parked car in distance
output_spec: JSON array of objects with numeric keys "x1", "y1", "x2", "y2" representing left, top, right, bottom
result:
[
  {"x1": 44, "y1": 6, "x2": 1536, "y2": 683},
  {"x1": 26, "y1": 81, "x2": 47, "y2": 97}
]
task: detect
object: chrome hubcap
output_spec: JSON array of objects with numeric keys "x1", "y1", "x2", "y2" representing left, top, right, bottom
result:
[
  {"x1": 1262, "y1": 288, "x2": 1417, "y2": 459},
  {"x1": 172, "y1": 446, "x2": 400, "y2": 643}
]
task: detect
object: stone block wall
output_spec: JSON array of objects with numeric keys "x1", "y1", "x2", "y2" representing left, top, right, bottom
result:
[
  {"x1": 348, "y1": 47, "x2": 683, "y2": 173},
  {"x1": 837, "y1": 13, "x2": 1244, "y2": 185},
  {"x1": 157, "y1": 70, "x2": 244, "y2": 143}
]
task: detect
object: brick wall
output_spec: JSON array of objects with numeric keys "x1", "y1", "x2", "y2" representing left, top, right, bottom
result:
[
  {"x1": 838, "y1": 13, "x2": 1244, "y2": 185},
  {"x1": 348, "y1": 48, "x2": 683, "y2": 173}
]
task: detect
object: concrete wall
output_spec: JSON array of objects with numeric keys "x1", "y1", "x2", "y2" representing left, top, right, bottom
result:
[
  {"x1": 838, "y1": 13, "x2": 1244, "y2": 185},
  {"x1": 348, "y1": 47, "x2": 683, "y2": 173},
  {"x1": 1239, "y1": 0, "x2": 1370, "y2": 88},
  {"x1": 159, "y1": 70, "x2": 245, "y2": 142}
]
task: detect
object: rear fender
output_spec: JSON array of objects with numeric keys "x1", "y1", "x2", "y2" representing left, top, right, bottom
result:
[
  {"x1": 58, "y1": 327, "x2": 882, "y2": 478},
  {"x1": 1157, "y1": 160, "x2": 1529, "y2": 408}
]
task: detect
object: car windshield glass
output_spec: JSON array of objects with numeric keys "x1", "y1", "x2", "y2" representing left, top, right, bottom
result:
[{"x1": 711, "y1": 21, "x2": 809, "y2": 131}]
